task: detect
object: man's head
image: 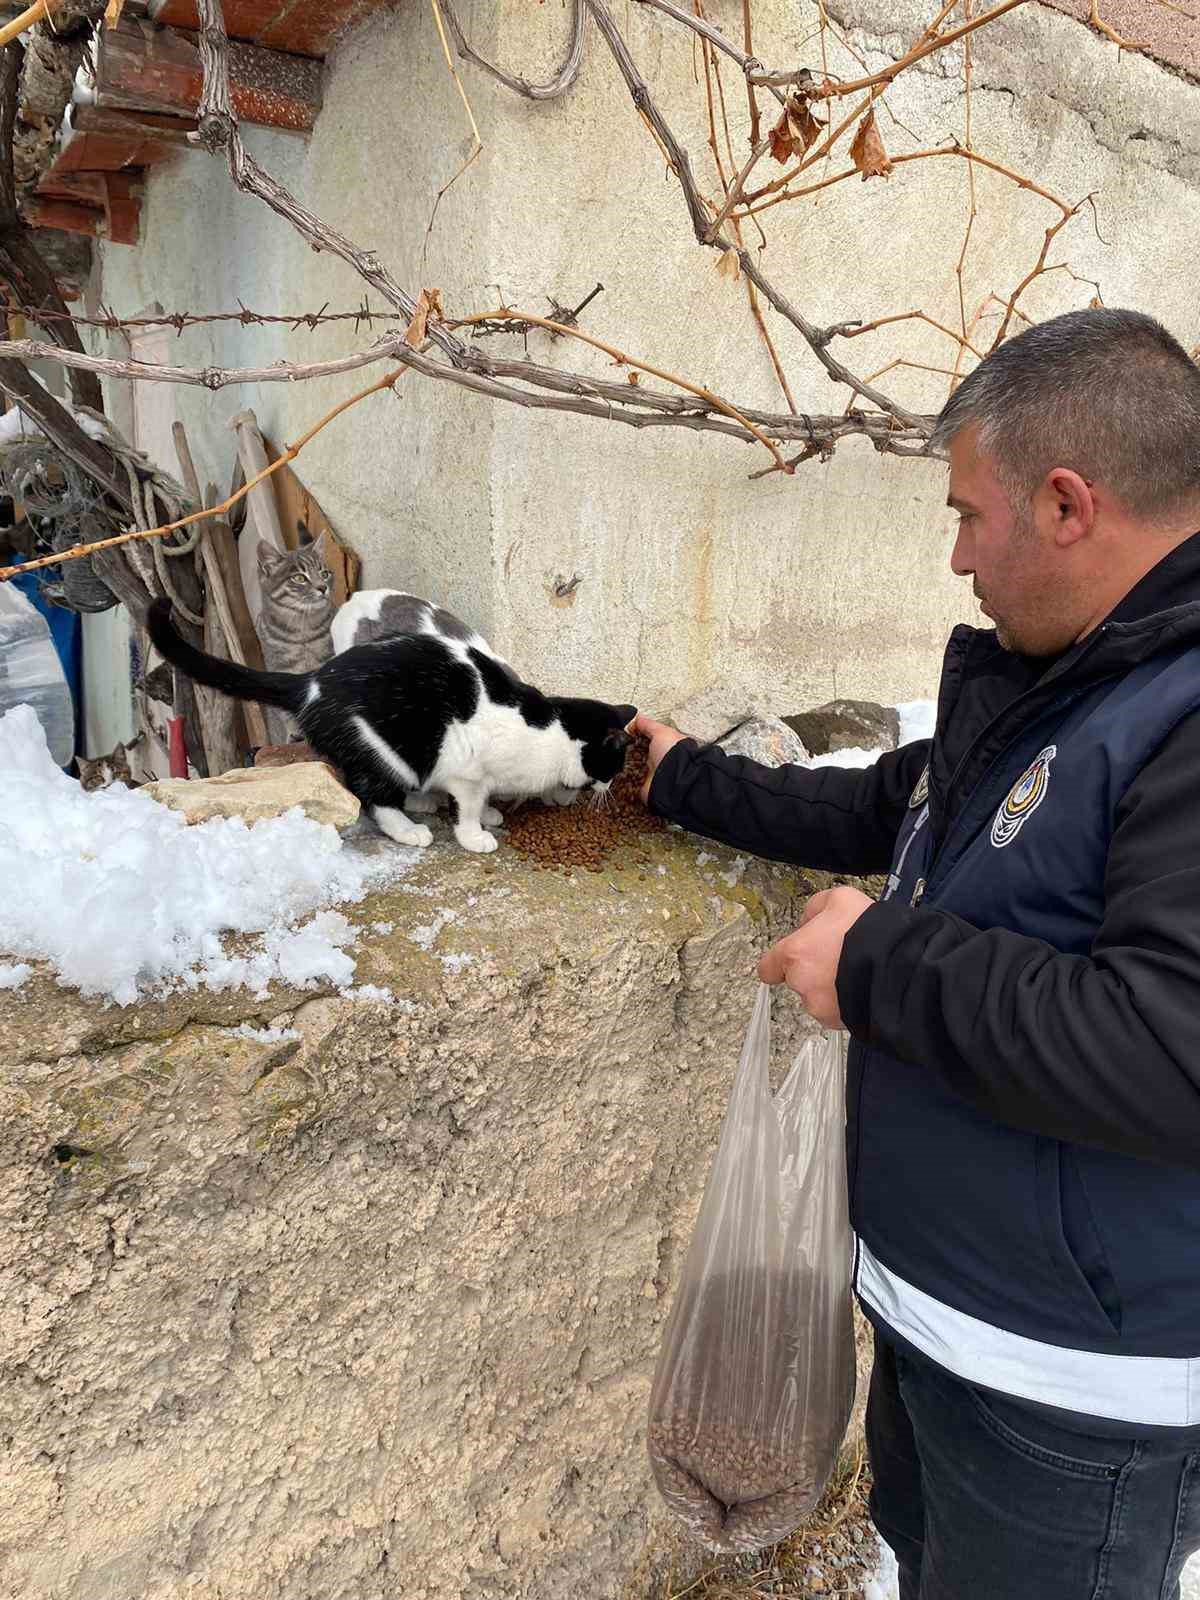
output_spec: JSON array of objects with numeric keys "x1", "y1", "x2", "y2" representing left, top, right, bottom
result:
[{"x1": 932, "y1": 308, "x2": 1200, "y2": 655}]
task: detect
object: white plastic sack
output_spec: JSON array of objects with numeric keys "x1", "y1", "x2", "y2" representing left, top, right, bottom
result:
[
  {"x1": 648, "y1": 985, "x2": 855, "y2": 1552},
  {"x1": 0, "y1": 582, "x2": 73, "y2": 767}
]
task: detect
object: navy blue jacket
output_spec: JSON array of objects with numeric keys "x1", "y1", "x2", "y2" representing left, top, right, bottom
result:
[{"x1": 650, "y1": 535, "x2": 1200, "y2": 1431}]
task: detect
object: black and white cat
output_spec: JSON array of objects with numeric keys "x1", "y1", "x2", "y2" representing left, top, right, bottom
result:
[
  {"x1": 330, "y1": 588, "x2": 583, "y2": 812},
  {"x1": 147, "y1": 598, "x2": 636, "y2": 854}
]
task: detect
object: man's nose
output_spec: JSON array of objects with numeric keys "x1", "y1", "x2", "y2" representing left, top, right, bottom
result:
[{"x1": 950, "y1": 527, "x2": 974, "y2": 577}]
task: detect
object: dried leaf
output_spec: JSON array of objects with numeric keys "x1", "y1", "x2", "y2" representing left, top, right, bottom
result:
[
  {"x1": 767, "y1": 94, "x2": 823, "y2": 164},
  {"x1": 768, "y1": 115, "x2": 794, "y2": 165},
  {"x1": 403, "y1": 287, "x2": 444, "y2": 348},
  {"x1": 849, "y1": 109, "x2": 893, "y2": 181},
  {"x1": 715, "y1": 249, "x2": 742, "y2": 283},
  {"x1": 626, "y1": 371, "x2": 641, "y2": 386}
]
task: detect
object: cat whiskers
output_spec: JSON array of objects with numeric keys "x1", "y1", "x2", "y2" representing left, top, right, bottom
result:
[{"x1": 587, "y1": 787, "x2": 613, "y2": 813}]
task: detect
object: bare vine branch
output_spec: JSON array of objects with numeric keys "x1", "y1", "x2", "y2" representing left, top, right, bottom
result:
[
  {"x1": 0, "y1": 333, "x2": 412, "y2": 389},
  {"x1": 586, "y1": 0, "x2": 928, "y2": 432},
  {"x1": 438, "y1": 0, "x2": 586, "y2": 101}
]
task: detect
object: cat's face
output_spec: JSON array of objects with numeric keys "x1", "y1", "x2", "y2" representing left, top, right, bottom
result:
[
  {"x1": 77, "y1": 742, "x2": 134, "y2": 790},
  {"x1": 561, "y1": 701, "x2": 638, "y2": 792},
  {"x1": 259, "y1": 539, "x2": 333, "y2": 609}
]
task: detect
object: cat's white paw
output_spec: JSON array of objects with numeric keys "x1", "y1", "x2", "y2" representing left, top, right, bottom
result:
[
  {"x1": 457, "y1": 828, "x2": 498, "y2": 854},
  {"x1": 481, "y1": 804, "x2": 504, "y2": 828},
  {"x1": 373, "y1": 806, "x2": 434, "y2": 848},
  {"x1": 549, "y1": 786, "x2": 578, "y2": 807}
]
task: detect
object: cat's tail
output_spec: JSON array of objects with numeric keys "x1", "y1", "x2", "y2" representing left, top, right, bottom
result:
[{"x1": 146, "y1": 598, "x2": 310, "y2": 713}]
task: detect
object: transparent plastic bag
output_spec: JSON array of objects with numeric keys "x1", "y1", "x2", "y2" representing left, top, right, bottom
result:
[
  {"x1": 0, "y1": 582, "x2": 73, "y2": 767},
  {"x1": 647, "y1": 985, "x2": 855, "y2": 1553}
]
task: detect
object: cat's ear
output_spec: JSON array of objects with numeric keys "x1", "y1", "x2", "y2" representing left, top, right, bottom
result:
[
  {"x1": 111, "y1": 742, "x2": 126, "y2": 761},
  {"x1": 296, "y1": 521, "x2": 312, "y2": 547},
  {"x1": 257, "y1": 540, "x2": 281, "y2": 570}
]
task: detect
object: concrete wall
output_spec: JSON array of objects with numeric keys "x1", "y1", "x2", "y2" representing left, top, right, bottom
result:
[{"x1": 92, "y1": 0, "x2": 1200, "y2": 719}]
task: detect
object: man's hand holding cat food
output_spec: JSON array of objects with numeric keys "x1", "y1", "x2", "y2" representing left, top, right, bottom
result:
[
  {"x1": 631, "y1": 713, "x2": 689, "y2": 803},
  {"x1": 757, "y1": 887, "x2": 874, "y2": 1028}
]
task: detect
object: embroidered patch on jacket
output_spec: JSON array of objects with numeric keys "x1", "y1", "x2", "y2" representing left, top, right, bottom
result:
[
  {"x1": 991, "y1": 745, "x2": 1057, "y2": 848},
  {"x1": 908, "y1": 765, "x2": 930, "y2": 809}
]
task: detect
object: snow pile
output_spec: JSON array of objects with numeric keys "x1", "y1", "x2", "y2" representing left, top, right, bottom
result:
[
  {"x1": 0, "y1": 705, "x2": 416, "y2": 1006},
  {"x1": 896, "y1": 699, "x2": 937, "y2": 747},
  {"x1": 806, "y1": 746, "x2": 882, "y2": 770}
]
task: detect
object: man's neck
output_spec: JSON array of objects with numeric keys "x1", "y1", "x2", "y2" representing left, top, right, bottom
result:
[{"x1": 1073, "y1": 520, "x2": 1200, "y2": 642}]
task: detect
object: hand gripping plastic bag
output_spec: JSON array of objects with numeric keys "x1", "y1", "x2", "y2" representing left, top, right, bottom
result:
[{"x1": 647, "y1": 985, "x2": 855, "y2": 1553}]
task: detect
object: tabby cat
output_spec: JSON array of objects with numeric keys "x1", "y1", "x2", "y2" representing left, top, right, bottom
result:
[
  {"x1": 76, "y1": 741, "x2": 137, "y2": 790},
  {"x1": 257, "y1": 535, "x2": 334, "y2": 744}
]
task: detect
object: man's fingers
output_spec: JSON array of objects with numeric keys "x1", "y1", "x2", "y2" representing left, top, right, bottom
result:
[
  {"x1": 758, "y1": 940, "x2": 789, "y2": 985},
  {"x1": 632, "y1": 712, "x2": 668, "y2": 741},
  {"x1": 800, "y1": 890, "x2": 832, "y2": 925}
]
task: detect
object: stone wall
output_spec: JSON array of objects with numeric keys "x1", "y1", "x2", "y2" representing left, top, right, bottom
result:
[{"x1": 0, "y1": 827, "x2": 866, "y2": 1600}]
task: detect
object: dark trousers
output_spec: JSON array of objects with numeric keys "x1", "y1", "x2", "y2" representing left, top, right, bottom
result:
[{"x1": 867, "y1": 1333, "x2": 1200, "y2": 1600}]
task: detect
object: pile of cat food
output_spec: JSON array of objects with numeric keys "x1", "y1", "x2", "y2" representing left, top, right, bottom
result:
[{"x1": 504, "y1": 734, "x2": 665, "y2": 872}]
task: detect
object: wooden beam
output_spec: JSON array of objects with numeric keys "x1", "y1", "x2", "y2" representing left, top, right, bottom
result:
[
  {"x1": 31, "y1": 172, "x2": 140, "y2": 244},
  {"x1": 36, "y1": 170, "x2": 108, "y2": 206},
  {"x1": 97, "y1": 16, "x2": 322, "y2": 133},
  {"x1": 21, "y1": 197, "x2": 102, "y2": 235},
  {"x1": 102, "y1": 180, "x2": 140, "y2": 245},
  {"x1": 149, "y1": 0, "x2": 387, "y2": 61},
  {"x1": 73, "y1": 103, "x2": 199, "y2": 150},
  {"x1": 48, "y1": 107, "x2": 196, "y2": 188}
]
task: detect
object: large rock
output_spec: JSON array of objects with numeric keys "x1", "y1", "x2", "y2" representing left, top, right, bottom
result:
[
  {"x1": 715, "y1": 716, "x2": 809, "y2": 769},
  {"x1": 783, "y1": 699, "x2": 900, "y2": 756},
  {"x1": 0, "y1": 828, "x2": 874, "y2": 1600},
  {"x1": 666, "y1": 685, "x2": 768, "y2": 745},
  {"x1": 143, "y1": 762, "x2": 360, "y2": 829}
]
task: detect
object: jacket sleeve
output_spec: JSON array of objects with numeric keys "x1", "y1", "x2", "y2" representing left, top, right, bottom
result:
[
  {"x1": 648, "y1": 737, "x2": 930, "y2": 874},
  {"x1": 836, "y1": 710, "x2": 1200, "y2": 1169}
]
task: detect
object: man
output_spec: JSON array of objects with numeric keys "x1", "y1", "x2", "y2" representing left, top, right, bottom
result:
[{"x1": 635, "y1": 308, "x2": 1200, "y2": 1599}]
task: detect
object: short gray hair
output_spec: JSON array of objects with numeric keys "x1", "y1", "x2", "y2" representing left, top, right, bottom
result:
[{"x1": 931, "y1": 308, "x2": 1200, "y2": 520}]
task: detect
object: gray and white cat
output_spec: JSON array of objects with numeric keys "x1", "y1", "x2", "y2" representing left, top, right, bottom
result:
[
  {"x1": 257, "y1": 536, "x2": 334, "y2": 743},
  {"x1": 331, "y1": 589, "x2": 583, "y2": 811}
]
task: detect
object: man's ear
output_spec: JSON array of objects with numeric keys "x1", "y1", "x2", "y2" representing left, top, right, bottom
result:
[{"x1": 1040, "y1": 468, "x2": 1095, "y2": 548}]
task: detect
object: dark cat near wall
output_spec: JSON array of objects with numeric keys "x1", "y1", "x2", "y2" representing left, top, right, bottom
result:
[{"x1": 146, "y1": 599, "x2": 637, "y2": 855}]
